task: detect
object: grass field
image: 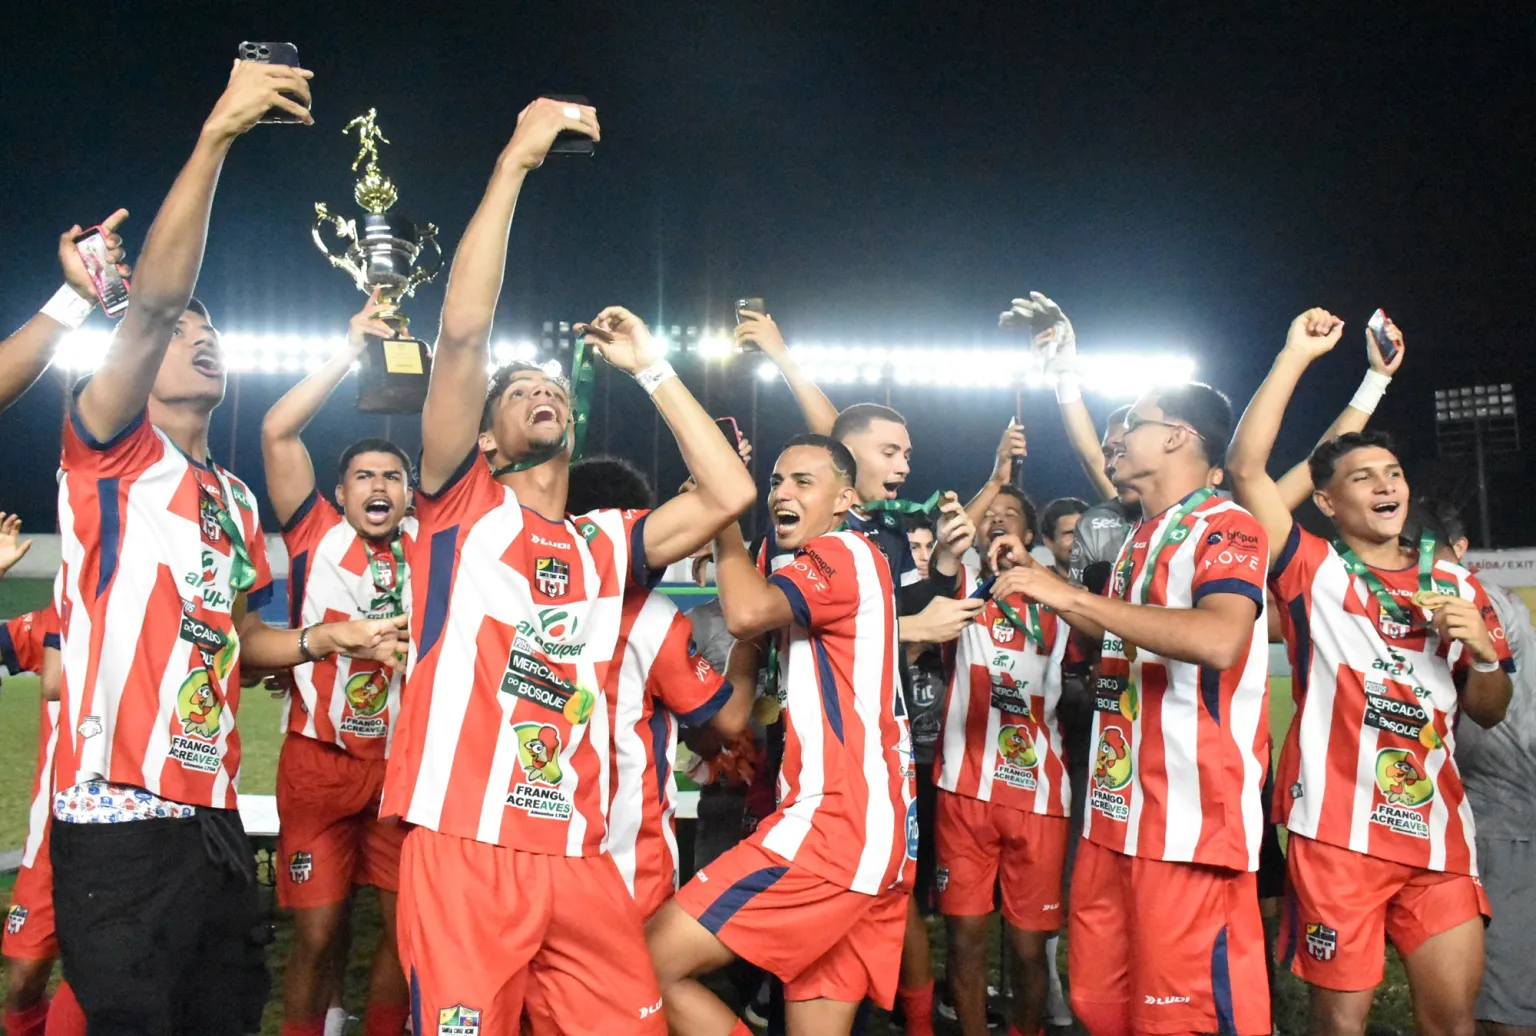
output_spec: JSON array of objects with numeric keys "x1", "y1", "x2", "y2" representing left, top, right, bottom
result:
[{"x1": 1, "y1": 668, "x2": 1417, "y2": 1034}]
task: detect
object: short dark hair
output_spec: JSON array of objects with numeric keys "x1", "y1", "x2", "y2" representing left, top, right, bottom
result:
[
  {"x1": 1157, "y1": 382, "x2": 1233, "y2": 464},
  {"x1": 481, "y1": 362, "x2": 570, "y2": 432},
  {"x1": 903, "y1": 512, "x2": 935, "y2": 536},
  {"x1": 1307, "y1": 430, "x2": 1398, "y2": 489},
  {"x1": 831, "y1": 403, "x2": 905, "y2": 443},
  {"x1": 1105, "y1": 404, "x2": 1132, "y2": 434},
  {"x1": 337, "y1": 438, "x2": 412, "y2": 482},
  {"x1": 782, "y1": 433, "x2": 857, "y2": 486},
  {"x1": 1042, "y1": 496, "x2": 1090, "y2": 539},
  {"x1": 567, "y1": 455, "x2": 654, "y2": 514},
  {"x1": 994, "y1": 484, "x2": 1039, "y2": 537},
  {"x1": 184, "y1": 297, "x2": 211, "y2": 323},
  {"x1": 1409, "y1": 496, "x2": 1468, "y2": 553}
]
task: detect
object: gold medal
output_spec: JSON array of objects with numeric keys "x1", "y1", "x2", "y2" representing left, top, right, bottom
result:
[{"x1": 1411, "y1": 589, "x2": 1443, "y2": 610}]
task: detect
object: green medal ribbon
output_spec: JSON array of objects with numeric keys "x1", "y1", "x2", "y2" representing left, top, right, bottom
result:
[
  {"x1": 492, "y1": 336, "x2": 597, "y2": 477},
  {"x1": 1333, "y1": 530, "x2": 1456, "y2": 626},
  {"x1": 367, "y1": 537, "x2": 407, "y2": 617},
  {"x1": 1113, "y1": 487, "x2": 1214, "y2": 605},
  {"x1": 993, "y1": 593, "x2": 1046, "y2": 652},
  {"x1": 199, "y1": 469, "x2": 256, "y2": 594},
  {"x1": 862, "y1": 491, "x2": 945, "y2": 517}
]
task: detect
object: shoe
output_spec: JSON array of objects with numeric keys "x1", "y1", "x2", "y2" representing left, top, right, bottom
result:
[
  {"x1": 935, "y1": 984, "x2": 1004, "y2": 1028},
  {"x1": 744, "y1": 980, "x2": 770, "y2": 1029}
]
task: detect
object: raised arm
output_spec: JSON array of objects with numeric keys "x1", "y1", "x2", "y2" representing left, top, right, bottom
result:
[
  {"x1": 1272, "y1": 318, "x2": 1405, "y2": 511},
  {"x1": 0, "y1": 513, "x2": 32, "y2": 580},
  {"x1": 261, "y1": 290, "x2": 395, "y2": 525},
  {"x1": 712, "y1": 523, "x2": 794, "y2": 640},
  {"x1": 75, "y1": 61, "x2": 311, "y2": 442},
  {"x1": 1056, "y1": 386, "x2": 1118, "y2": 502},
  {"x1": 736, "y1": 311, "x2": 838, "y2": 436},
  {"x1": 0, "y1": 212, "x2": 132, "y2": 412},
  {"x1": 580, "y1": 308, "x2": 756, "y2": 568},
  {"x1": 420, "y1": 98, "x2": 598, "y2": 492},
  {"x1": 964, "y1": 421, "x2": 1027, "y2": 531},
  {"x1": 1226, "y1": 309, "x2": 1345, "y2": 563}
]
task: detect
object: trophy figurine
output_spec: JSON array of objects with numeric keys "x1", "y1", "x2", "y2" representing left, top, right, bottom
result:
[{"x1": 313, "y1": 109, "x2": 443, "y2": 413}]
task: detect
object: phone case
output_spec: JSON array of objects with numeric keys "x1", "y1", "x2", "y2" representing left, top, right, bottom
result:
[
  {"x1": 239, "y1": 42, "x2": 305, "y2": 123},
  {"x1": 74, "y1": 229, "x2": 130, "y2": 318},
  {"x1": 545, "y1": 94, "x2": 595, "y2": 155},
  {"x1": 1368, "y1": 308, "x2": 1397, "y2": 363}
]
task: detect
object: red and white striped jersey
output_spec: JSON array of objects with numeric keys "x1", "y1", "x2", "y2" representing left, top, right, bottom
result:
[
  {"x1": 937, "y1": 565, "x2": 1071, "y2": 816},
  {"x1": 605, "y1": 589, "x2": 733, "y2": 918},
  {"x1": 3, "y1": 606, "x2": 61, "y2": 868},
  {"x1": 56, "y1": 405, "x2": 274, "y2": 809},
  {"x1": 756, "y1": 531, "x2": 916, "y2": 895},
  {"x1": 281, "y1": 492, "x2": 416, "y2": 758},
  {"x1": 1270, "y1": 524, "x2": 1512, "y2": 874},
  {"x1": 1086, "y1": 493, "x2": 1270, "y2": 871},
  {"x1": 381, "y1": 451, "x2": 655, "y2": 855}
]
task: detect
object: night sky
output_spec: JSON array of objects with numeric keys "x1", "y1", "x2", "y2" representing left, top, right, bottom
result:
[{"x1": 2, "y1": 5, "x2": 1532, "y2": 543}]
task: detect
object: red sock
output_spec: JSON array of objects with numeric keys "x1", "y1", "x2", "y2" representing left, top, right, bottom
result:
[
  {"x1": 362, "y1": 1003, "x2": 411, "y2": 1036},
  {"x1": 730, "y1": 1021, "x2": 754, "y2": 1036},
  {"x1": 279, "y1": 1021, "x2": 326, "y2": 1036},
  {"x1": 43, "y1": 983, "x2": 85, "y2": 1036},
  {"x1": 4, "y1": 999, "x2": 49, "y2": 1036},
  {"x1": 897, "y1": 980, "x2": 935, "y2": 1036}
]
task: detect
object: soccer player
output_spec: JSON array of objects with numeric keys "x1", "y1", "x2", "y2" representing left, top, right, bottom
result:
[
  {"x1": 0, "y1": 211, "x2": 130, "y2": 413},
  {"x1": 647, "y1": 433, "x2": 914, "y2": 1036},
  {"x1": 1, "y1": 601, "x2": 85, "y2": 1036},
  {"x1": 51, "y1": 62, "x2": 407, "y2": 1036},
  {"x1": 381, "y1": 97, "x2": 755, "y2": 1035},
  {"x1": 935, "y1": 524, "x2": 1070, "y2": 1036},
  {"x1": 1227, "y1": 309, "x2": 1513, "y2": 1036},
  {"x1": 998, "y1": 380, "x2": 1273, "y2": 1036},
  {"x1": 1039, "y1": 497, "x2": 1089, "y2": 579},
  {"x1": 261, "y1": 290, "x2": 419, "y2": 1036},
  {"x1": 1424, "y1": 499, "x2": 1536, "y2": 1036}
]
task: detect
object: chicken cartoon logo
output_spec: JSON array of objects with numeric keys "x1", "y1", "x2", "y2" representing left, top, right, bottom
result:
[
  {"x1": 1374, "y1": 748, "x2": 1435, "y2": 808},
  {"x1": 996, "y1": 725, "x2": 1038, "y2": 770},
  {"x1": 343, "y1": 670, "x2": 390, "y2": 717},
  {"x1": 176, "y1": 670, "x2": 222, "y2": 740},
  {"x1": 1094, "y1": 727, "x2": 1133, "y2": 790},
  {"x1": 514, "y1": 722, "x2": 564, "y2": 785}
]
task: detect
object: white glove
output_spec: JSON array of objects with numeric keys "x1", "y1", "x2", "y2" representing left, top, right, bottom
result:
[{"x1": 1000, "y1": 291, "x2": 1077, "y2": 376}]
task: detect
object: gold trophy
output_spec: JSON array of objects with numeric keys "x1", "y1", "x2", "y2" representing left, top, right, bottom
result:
[{"x1": 313, "y1": 110, "x2": 443, "y2": 413}]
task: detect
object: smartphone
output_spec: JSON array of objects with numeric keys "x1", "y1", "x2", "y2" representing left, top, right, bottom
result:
[
  {"x1": 238, "y1": 42, "x2": 305, "y2": 124},
  {"x1": 970, "y1": 574, "x2": 997, "y2": 600},
  {"x1": 1368, "y1": 308, "x2": 1397, "y2": 366},
  {"x1": 72, "y1": 228, "x2": 129, "y2": 318},
  {"x1": 715, "y1": 416, "x2": 743, "y2": 452},
  {"x1": 545, "y1": 94, "x2": 595, "y2": 156},
  {"x1": 735, "y1": 297, "x2": 766, "y2": 324}
]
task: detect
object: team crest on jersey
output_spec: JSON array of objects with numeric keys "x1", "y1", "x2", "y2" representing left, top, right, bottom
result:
[
  {"x1": 1304, "y1": 923, "x2": 1337, "y2": 961},
  {"x1": 5, "y1": 905, "x2": 26, "y2": 935},
  {"x1": 170, "y1": 670, "x2": 224, "y2": 772},
  {"x1": 288, "y1": 851, "x2": 313, "y2": 884},
  {"x1": 340, "y1": 671, "x2": 389, "y2": 737},
  {"x1": 198, "y1": 497, "x2": 223, "y2": 542},
  {"x1": 508, "y1": 723, "x2": 573, "y2": 820},
  {"x1": 437, "y1": 1004, "x2": 481, "y2": 1035},
  {"x1": 537, "y1": 607, "x2": 580, "y2": 643},
  {"x1": 534, "y1": 557, "x2": 570, "y2": 599},
  {"x1": 1369, "y1": 748, "x2": 1434, "y2": 838},
  {"x1": 996, "y1": 725, "x2": 1040, "y2": 790},
  {"x1": 991, "y1": 617, "x2": 1016, "y2": 644},
  {"x1": 1378, "y1": 613, "x2": 1413, "y2": 640}
]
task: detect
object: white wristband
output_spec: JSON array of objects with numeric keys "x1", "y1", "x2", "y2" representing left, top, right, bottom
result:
[
  {"x1": 1053, "y1": 372, "x2": 1082, "y2": 405},
  {"x1": 634, "y1": 360, "x2": 677, "y2": 396},
  {"x1": 1348, "y1": 369, "x2": 1392, "y2": 415},
  {"x1": 41, "y1": 284, "x2": 94, "y2": 330},
  {"x1": 1472, "y1": 657, "x2": 1501, "y2": 673}
]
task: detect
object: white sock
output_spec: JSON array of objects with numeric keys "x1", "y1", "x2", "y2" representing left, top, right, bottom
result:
[
  {"x1": 1045, "y1": 934, "x2": 1072, "y2": 1023},
  {"x1": 324, "y1": 1006, "x2": 349, "y2": 1036}
]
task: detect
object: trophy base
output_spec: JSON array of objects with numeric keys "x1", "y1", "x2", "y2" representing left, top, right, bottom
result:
[{"x1": 357, "y1": 335, "x2": 432, "y2": 414}]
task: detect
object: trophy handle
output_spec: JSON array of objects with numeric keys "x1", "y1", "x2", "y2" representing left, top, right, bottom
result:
[
  {"x1": 402, "y1": 222, "x2": 443, "y2": 298},
  {"x1": 312, "y1": 203, "x2": 365, "y2": 286}
]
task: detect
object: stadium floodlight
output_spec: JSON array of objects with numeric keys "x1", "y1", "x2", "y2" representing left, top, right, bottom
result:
[{"x1": 1434, "y1": 383, "x2": 1519, "y2": 547}]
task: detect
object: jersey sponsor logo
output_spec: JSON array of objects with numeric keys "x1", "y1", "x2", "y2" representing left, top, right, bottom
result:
[
  {"x1": 5, "y1": 905, "x2": 26, "y2": 935},
  {"x1": 1090, "y1": 727, "x2": 1134, "y2": 821},
  {"x1": 1204, "y1": 548, "x2": 1260, "y2": 573},
  {"x1": 340, "y1": 670, "x2": 390, "y2": 737},
  {"x1": 530, "y1": 533, "x2": 571, "y2": 550},
  {"x1": 288, "y1": 851, "x2": 313, "y2": 884},
  {"x1": 77, "y1": 715, "x2": 103, "y2": 739},
  {"x1": 575, "y1": 519, "x2": 600, "y2": 543},
  {"x1": 906, "y1": 800, "x2": 921, "y2": 859},
  {"x1": 534, "y1": 557, "x2": 571, "y2": 599},
  {"x1": 500, "y1": 645, "x2": 595, "y2": 723},
  {"x1": 989, "y1": 674, "x2": 1031, "y2": 716},
  {"x1": 1093, "y1": 672, "x2": 1138, "y2": 720},
  {"x1": 693, "y1": 657, "x2": 712, "y2": 683},
  {"x1": 513, "y1": 620, "x2": 589, "y2": 661},
  {"x1": 537, "y1": 607, "x2": 580, "y2": 643},
  {"x1": 639, "y1": 997, "x2": 665, "y2": 1020},
  {"x1": 991, "y1": 617, "x2": 1017, "y2": 644},
  {"x1": 1304, "y1": 923, "x2": 1337, "y2": 961},
  {"x1": 1229, "y1": 530, "x2": 1260, "y2": 550},
  {"x1": 996, "y1": 725, "x2": 1039, "y2": 790},
  {"x1": 1361, "y1": 681, "x2": 1440, "y2": 747},
  {"x1": 437, "y1": 1005, "x2": 481, "y2": 1035},
  {"x1": 508, "y1": 722, "x2": 574, "y2": 820},
  {"x1": 934, "y1": 866, "x2": 949, "y2": 892},
  {"x1": 1370, "y1": 748, "x2": 1435, "y2": 837},
  {"x1": 1145, "y1": 995, "x2": 1192, "y2": 1006},
  {"x1": 1205, "y1": 531, "x2": 1223, "y2": 545},
  {"x1": 171, "y1": 670, "x2": 224, "y2": 772}
]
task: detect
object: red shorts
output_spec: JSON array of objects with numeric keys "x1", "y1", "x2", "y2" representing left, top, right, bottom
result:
[
  {"x1": 2, "y1": 820, "x2": 56, "y2": 961},
  {"x1": 276, "y1": 733, "x2": 406, "y2": 909},
  {"x1": 398, "y1": 827, "x2": 664, "y2": 1035},
  {"x1": 1068, "y1": 838, "x2": 1269, "y2": 1035},
  {"x1": 1283, "y1": 833, "x2": 1489, "y2": 991},
  {"x1": 934, "y1": 789, "x2": 1068, "y2": 930},
  {"x1": 673, "y1": 840, "x2": 908, "y2": 1009}
]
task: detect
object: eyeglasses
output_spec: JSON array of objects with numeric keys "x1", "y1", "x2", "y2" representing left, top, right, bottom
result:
[{"x1": 1122, "y1": 412, "x2": 1204, "y2": 441}]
